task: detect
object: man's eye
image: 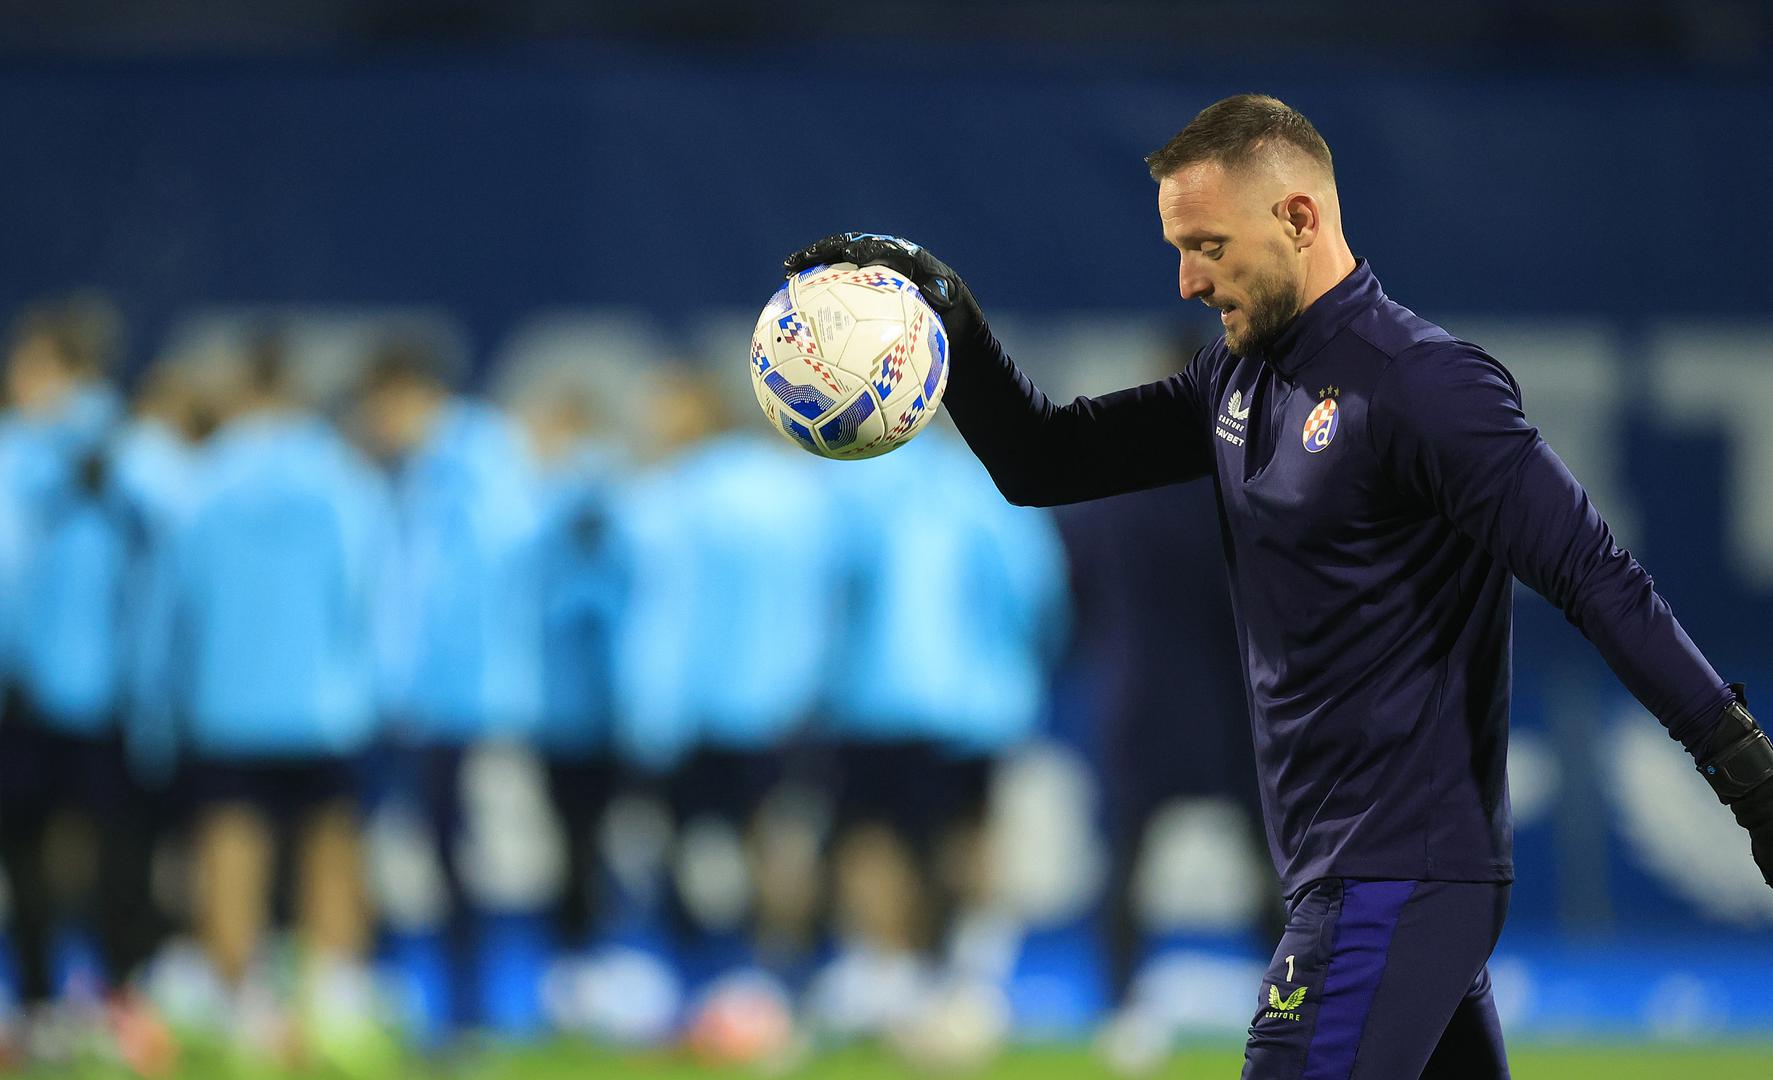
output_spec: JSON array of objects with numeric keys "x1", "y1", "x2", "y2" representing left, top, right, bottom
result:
[{"x1": 1204, "y1": 245, "x2": 1225, "y2": 260}]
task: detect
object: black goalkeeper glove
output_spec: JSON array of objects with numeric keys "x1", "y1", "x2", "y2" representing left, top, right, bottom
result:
[
  {"x1": 784, "y1": 233, "x2": 989, "y2": 350},
  {"x1": 1696, "y1": 687, "x2": 1773, "y2": 888}
]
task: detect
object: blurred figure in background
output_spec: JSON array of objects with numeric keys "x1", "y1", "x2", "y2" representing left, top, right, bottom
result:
[
  {"x1": 809, "y1": 420, "x2": 1068, "y2": 1042},
  {"x1": 1055, "y1": 335, "x2": 1275, "y2": 1018},
  {"x1": 609, "y1": 363, "x2": 834, "y2": 1032},
  {"x1": 113, "y1": 357, "x2": 207, "y2": 793},
  {"x1": 142, "y1": 332, "x2": 393, "y2": 1067},
  {"x1": 352, "y1": 334, "x2": 553, "y2": 1038},
  {"x1": 0, "y1": 296, "x2": 156, "y2": 1055},
  {"x1": 511, "y1": 370, "x2": 628, "y2": 966}
]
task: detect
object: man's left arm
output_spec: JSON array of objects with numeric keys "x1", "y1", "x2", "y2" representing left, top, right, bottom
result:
[{"x1": 1369, "y1": 340, "x2": 1773, "y2": 883}]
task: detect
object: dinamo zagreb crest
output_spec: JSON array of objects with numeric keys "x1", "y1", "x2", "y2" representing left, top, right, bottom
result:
[{"x1": 1303, "y1": 398, "x2": 1339, "y2": 454}]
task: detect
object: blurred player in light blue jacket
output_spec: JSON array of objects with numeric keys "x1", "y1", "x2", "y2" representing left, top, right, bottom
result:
[
  {"x1": 150, "y1": 335, "x2": 393, "y2": 1052},
  {"x1": 360, "y1": 344, "x2": 544, "y2": 748},
  {"x1": 613, "y1": 368, "x2": 837, "y2": 772},
  {"x1": 0, "y1": 297, "x2": 146, "y2": 1018},
  {"x1": 111, "y1": 359, "x2": 205, "y2": 789},
  {"x1": 3, "y1": 357, "x2": 125, "y2": 741},
  {"x1": 831, "y1": 426, "x2": 1068, "y2": 755},
  {"x1": 610, "y1": 366, "x2": 838, "y2": 974},
  {"x1": 511, "y1": 371, "x2": 630, "y2": 956},
  {"x1": 353, "y1": 336, "x2": 551, "y2": 1033},
  {"x1": 810, "y1": 421, "x2": 1068, "y2": 1031}
]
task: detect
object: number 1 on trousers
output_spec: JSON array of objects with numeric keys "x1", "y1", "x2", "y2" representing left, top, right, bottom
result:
[{"x1": 1285, "y1": 955, "x2": 1295, "y2": 981}]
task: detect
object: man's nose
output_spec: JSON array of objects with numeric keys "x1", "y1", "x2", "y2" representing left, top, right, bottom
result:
[{"x1": 1179, "y1": 258, "x2": 1212, "y2": 302}]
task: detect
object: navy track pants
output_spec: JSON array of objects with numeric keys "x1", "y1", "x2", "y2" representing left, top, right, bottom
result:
[{"x1": 1241, "y1": 878, "x2": 1511, "y2": 1079}]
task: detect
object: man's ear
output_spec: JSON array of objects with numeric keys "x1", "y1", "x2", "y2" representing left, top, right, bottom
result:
[{"x1": 1278, "y1": 193, "x2": 1320, "y2": 249}]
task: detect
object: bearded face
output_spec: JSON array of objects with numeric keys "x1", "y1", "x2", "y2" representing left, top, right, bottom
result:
[
  {"x1": 1220, "y1": 260, "x2": 1304, "y2": 358},
  {"x1": 1158, "y1": 161, "x2": 1322, "y2": 359}
]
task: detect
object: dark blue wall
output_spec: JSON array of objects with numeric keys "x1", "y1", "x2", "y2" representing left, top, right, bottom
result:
[{"x1": 4, "y1": 48, "x2": 1768, "y2": 360}]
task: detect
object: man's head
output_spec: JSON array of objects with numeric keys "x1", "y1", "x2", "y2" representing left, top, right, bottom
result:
[
  {"x1": 508, "y1": 371, "x2": 604, "y2": 465},
  {"x1": 648, "y1": 362, "x2": 730, "y2": 461},
  {"x1": 6, "y1": 295, "x2": 120, "y2": 415},
  {"x1": 132, "y1": 358, "x2": 207, "y2": 442},
  {"x1": 185, "y1": 327, "x2": 299, "y2": 427},
  {"x1": 354, "y1": 334, "x2": 455, "y2": 459},
  {"x1": 1146, "y1": 94, "x2": 1353, "y2": 357}
]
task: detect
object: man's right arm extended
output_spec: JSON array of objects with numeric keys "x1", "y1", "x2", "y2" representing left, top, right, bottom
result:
[{"x1": 784, "y1": 233, "x2": 1211, "y2": 507}]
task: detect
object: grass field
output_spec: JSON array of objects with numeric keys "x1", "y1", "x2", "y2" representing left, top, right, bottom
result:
[{"x1": 23, "y1": 1041, "x2": 1773, "y2": 1079}]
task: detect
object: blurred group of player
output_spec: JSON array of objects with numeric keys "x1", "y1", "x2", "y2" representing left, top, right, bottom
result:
[{"x1": 0, "y1": 294, "x2": 1076, "y2": 1074}]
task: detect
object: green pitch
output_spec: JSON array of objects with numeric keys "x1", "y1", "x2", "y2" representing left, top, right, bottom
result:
[{"x1": 25, "y1": 1041, "x2": 1773, "y2": 1078}]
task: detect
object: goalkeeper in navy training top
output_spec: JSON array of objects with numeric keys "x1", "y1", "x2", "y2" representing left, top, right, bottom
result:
[{"x1": 786, "y1": 94, "x2": 1773, "y2": 1080}]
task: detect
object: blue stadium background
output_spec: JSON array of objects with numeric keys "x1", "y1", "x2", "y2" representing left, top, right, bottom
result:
[{"x1": 4, "y1": 3, "x2": 1773, "y2": 1049}]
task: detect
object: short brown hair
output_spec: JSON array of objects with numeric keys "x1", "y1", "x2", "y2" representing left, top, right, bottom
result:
[
  {"x1": 8, "y1": 292, "x2": 121, "y2": 377},
  {"x1": 1145, "y1": 93, "x2": 1333, "y2": 181},
  {"x1": 358, "y1": 329, "x2": 460, "y2": 397}
]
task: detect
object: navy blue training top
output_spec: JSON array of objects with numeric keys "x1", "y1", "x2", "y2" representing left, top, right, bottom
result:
[{"x1": 943, "y1": 260, "x2": 1731, "y2": 896}]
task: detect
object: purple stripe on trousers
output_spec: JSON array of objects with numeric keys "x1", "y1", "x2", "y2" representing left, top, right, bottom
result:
[{"x1": 1300, "y1": 879, "x2": 1418, "y2": 1080}]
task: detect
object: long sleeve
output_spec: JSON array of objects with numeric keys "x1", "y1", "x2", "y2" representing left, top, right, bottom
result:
[
  {"x1": 122, "y1": 501, "x2": 185, "y2": 786},
  {"x1": 940, "y1": 327, "x2": 1214, "y2": 507},
  {"x1": 1369, "y1": 341, "x2": 1731, "y2": 754}
]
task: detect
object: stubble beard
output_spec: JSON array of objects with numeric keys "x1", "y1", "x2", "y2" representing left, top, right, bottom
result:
[{"x1": 1224, "y1": 269, "x2": 1305, "y2": 358}]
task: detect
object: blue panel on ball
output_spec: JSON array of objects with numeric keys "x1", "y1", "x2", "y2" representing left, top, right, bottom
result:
[
  {"x1": 780, "y1": 414, "x2": 817, "y2": 452},
  {"x1": 764, "y1": 369, "x2": 834, "y2": 421},
  {"x1": 923, "y1": 321, "x2": 947, "y2": 400},
  {"x1": 761, "y1": 282, "x2": 793, "y2": 324},
  {"x1": 817, "y1": 392, "x2": 877, "y2": 450},
  {"x1": 873, "y1": 341, "x2": 905, "y2": 399}
]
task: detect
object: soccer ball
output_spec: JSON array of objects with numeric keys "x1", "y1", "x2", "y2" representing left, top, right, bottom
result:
[{"x1": 749, "y1": 262, "x2": 950, "y2": 459}]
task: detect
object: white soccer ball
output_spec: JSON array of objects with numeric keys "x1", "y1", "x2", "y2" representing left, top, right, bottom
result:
[{"x1": 749, "y1": 262, "x2": 950, "y2": 459}]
